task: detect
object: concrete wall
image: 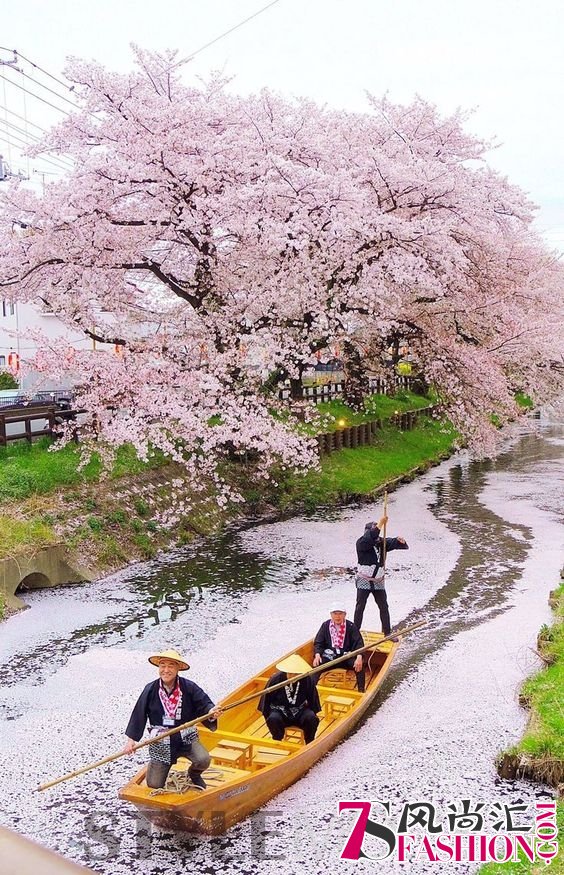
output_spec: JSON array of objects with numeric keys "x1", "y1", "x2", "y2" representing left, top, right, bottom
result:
[{"x1": 0, "y1": 546, "x2": 92, "y2": 610}]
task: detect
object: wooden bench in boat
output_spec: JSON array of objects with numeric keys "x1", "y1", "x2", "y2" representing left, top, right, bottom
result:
[
  {"x1": 210, "y1": 739, "x2": 254, "y2": 769},
  {"x1": 209, "y1": 745, "x2": 249, "y2": 770},
  {"x1": 284, "y1": 726, "x2": 304, "y2": 743},
  {"x1": 323, "y1": 694, "x2": 356, "y2": 718},
  {"x1": 251, "y1": 747, "x2": 291, "y2": 768}
]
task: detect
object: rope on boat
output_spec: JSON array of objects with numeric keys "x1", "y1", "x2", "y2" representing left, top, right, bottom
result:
[{"x1": 149, "y1": 767, "x2": 224, "y2": 796}]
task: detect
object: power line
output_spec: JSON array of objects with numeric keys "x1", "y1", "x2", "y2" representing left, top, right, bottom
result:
[
  {"x1": 10, "y1": 48, "x2": 76, "y2": 95},
  {"x1": 0, "y1": 134, "x2": 67, "y2": 175},
  {"x1": 0, "y1": 116, "x2": 42, "y2": 142},
  {"x1": 0, "y1": 116, "x2": 74, "y2": 169},
  {"x1": 175, "y1": 0, "x2": 283, "y2": 66},
  {"x1": 19, "y1": 68, "x2": 82, "y2": 111},
  {"x1": 0, "y1": 102, "x2": 47, "y2": 133},
  {"x1": 0, "y1": 71, "x2": 71, "y2": 116}
]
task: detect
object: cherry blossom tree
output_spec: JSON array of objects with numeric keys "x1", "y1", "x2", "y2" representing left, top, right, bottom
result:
[{"x1": 0, "y1": 48, "x2": 562, "y2": 486}]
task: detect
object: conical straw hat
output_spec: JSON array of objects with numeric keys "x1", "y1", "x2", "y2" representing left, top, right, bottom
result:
[
  {"x1": 148, "y1": 649, "x2": 190, "y2": 671},
  {"x1": 275, "y1": 654, "x2": 312, "y2": 675}
]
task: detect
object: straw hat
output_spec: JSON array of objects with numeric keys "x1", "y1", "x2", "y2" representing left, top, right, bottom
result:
[
  {"x1": 148, "y1": 649, "x2": 190, "y2": 671},
  {"x1": 275, "y1": 654, "x2": 312, "y2": 675}
]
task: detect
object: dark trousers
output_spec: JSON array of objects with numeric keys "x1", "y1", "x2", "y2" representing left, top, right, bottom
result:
[
  {"x1": 317, "y1": 656, "x2": 365, "y2": 692},
  {"x1": 266, "y1": 708, "x2": 319, "y2": 744},
  {"x1": 354, "y1": 587, "x2": 391, "y2": 634},
  {"x1": 146, "y1": 739, "x2": 211, "y2": 789}
]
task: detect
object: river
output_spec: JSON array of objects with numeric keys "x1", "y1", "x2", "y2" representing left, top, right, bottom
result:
[{"x1": 0, "y1": 420, "x2": 562, "y2": 874}]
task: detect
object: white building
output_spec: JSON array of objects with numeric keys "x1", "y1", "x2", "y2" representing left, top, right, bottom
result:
[{"x1": 0, "y1": 299, "x2": 112, "y2": 393}]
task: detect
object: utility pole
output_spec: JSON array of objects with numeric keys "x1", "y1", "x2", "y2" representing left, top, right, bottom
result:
[{"x1": 32, "y1": 168, "x2": 57, "y2": 193}]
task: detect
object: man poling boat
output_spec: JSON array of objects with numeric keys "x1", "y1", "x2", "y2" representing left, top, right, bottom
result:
[
  {"x1": 354, "y1": 491, "x2": 410, "y2": 636},
  {"x1": 36, "y1": 620, "x2": 426, "y2": 834},
  {"x1": 123, "y1": 649, "x2": 222, "y2": 791}
]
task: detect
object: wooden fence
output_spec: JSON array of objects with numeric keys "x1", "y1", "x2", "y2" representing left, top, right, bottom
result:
[
  {"x1": 0, "y1": 404, "x2": 78, "y2": 447},
  {"x1": 278, "y1": 375, "x2": 414, "y2": 403},
  {"x1": 316, "y1": 405, "x2": 435, "y2": 455},
  {"x1": 0, "y1": 405, "x2": 58, "y2": 446}
]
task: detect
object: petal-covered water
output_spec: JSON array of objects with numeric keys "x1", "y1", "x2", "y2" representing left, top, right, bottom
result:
[{"x1": 0, "y1": 421, "x2": 562, "y2": 874}]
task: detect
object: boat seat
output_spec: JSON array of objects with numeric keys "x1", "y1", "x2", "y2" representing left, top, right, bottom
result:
[
  {"x1": 318, "y1": 668, "x2": 358, "y2": 690},
  {"x1": 323, "y1": 694, "x2": 356, "y2": 718},
  {"x1": 210, "y1": 745, "x2": 249, "y2": 770},
  {"x1": 215, "y1": 739, "x2": 253, "y2": 768},
  {"x1": 251, "y1": 747, "x2": 291, "y2": 769},
  {"x1": 284, "y1": 726, "x2": 305, "y2": 744}
]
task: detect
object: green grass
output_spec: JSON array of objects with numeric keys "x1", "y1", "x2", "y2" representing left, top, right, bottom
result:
[
  {"x1": 304, "y1": 390, "x2": 431, "y2": 435},
  {"x1": 518, "y1": 585, "x2": 564, "y2": 760},
  {"x1": 0, "y1": 438, "x2": 167, "y2": 503},
  {"x1": 0, "y1": 515, "x2": 56, "y2": 559},
  {"x1": 269, "y1": 416, "x2": 457, "y2": 510},
  {"x1": 479, "y1": 586, "x2": 563, "y2": 874},
  {"x1": 515, "y1": 392, "x2": 534, "y2": 409},
  {"x1": 478, "y1": 800, "x2": 563, "y2": 874}
]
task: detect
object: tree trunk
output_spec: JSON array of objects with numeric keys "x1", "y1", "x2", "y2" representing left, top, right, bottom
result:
[{"x1": 342, "y1": 341, "x2": 369, "y2": 410}]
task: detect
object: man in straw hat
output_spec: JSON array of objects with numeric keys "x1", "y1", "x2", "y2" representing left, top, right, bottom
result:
[
  {"x1": 258, "y1": 653, "x2": 321, "y2": 744},
  {"x1": 312, "y1": 606, "x2": 365, "y2": 692},
  {"x1": 123, "y1": 649, "x2": 221, "y2": 790}
]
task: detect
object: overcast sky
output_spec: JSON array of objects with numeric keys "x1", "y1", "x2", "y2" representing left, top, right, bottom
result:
[{"x1": 2, "y1": 0, "x2": 563, "y2": 249}]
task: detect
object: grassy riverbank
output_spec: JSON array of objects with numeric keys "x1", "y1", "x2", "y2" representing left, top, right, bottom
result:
[
  {"x1": 255, "y1": 415, "x2": 457, "y2": 512},
  {"x1": 496, "y1": 581, "x2": 563, "y2": 785},
  {"x1": 0, "y1": 393, "x2": 457, "y2": 598},
  {"x1": 479, "y1": 581, "x2": 564, "y2": 875},
  {"x1": 0, "y1": 438, "x2": 167, "y2": 502}
]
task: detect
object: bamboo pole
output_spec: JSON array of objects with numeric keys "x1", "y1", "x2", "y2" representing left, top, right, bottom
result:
[{"x1": 36, "y1": 619, "x2": 426, "y2": 792}]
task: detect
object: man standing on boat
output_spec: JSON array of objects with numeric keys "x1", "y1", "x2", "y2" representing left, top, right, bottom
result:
[
  {"x1": 354, "y1": 517, "x2": 409, "y2": 637},
  {"x1": 312, "y1": 606, "x2": 365, "y2": 692},
  {"x1": 258, "y1": 654, "x2": 321, "y2": 744},
  {"x1": 123, "y1": 649, "x2": 221, "y2": 790}
]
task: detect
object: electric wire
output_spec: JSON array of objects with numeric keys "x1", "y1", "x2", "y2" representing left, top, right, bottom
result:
[
  {"x1": 19, "y1": 68, "x2": 30, "y2": 175},
  {"x1": 175, "y1": 0, "x2": 283, "y2": 66},
  {"x1": 19, "y1": 68, "x2": 82, "y2": 111},
  {"x1": 0, "y1": 117, "x2": 74, "y2": 169},
  {"x1": 10, "y1": 48, "x2": 76, "y2": 95},
  {"x1": 0, "y1": 102, "x2": 47, "y2": 132},
  {"x1": 1, "y1": 76, "x2": 11, "y2": 162},
  {"x1": 0, "y1": 134, "x2": 66, "y2": 175},
  {"x1": 0, "y1": 71, "x2": 71, "y2": 116}
]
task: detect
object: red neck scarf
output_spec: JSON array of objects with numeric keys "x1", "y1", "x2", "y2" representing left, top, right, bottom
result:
[
  {"x1": 329, "y1": 620, "x2": 346, "y2": 650},
  {"x1": 159, "y1": 679, "x2": 182, "y2": 721}
]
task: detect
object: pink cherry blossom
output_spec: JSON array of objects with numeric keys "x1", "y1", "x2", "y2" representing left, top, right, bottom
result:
[{"x1": 0, "y1": 48, "x2": 562, "y2": 491}]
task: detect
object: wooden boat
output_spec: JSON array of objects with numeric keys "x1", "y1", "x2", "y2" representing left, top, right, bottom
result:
[{"x1": 119, "y1": 630, "x2": 397, "y2": 834}]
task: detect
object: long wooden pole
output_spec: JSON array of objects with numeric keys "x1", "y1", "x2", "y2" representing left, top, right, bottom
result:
[
  {"x1": 381, "y1": 490, "x2": 388, "y2": 572},
  {"x1": 36, "y1": 618, "x2": 426, "y2": 792}
]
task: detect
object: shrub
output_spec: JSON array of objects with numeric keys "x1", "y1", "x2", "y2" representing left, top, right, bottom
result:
[
  {"x1": 0, "y1": 371, "x2": 18, "y2": 389},
  {"x1": 87, "y1": 516, "x2": 104, "y2": 532}
]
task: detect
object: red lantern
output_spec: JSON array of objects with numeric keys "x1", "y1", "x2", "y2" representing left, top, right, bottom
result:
[{"x1": 7, "y1": 351, "x2": 19, "y2": 373}]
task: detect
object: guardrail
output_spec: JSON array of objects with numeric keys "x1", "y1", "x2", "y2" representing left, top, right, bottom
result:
[{"x1": 0, "y1": 390, "x2": 74, "y2": 410}]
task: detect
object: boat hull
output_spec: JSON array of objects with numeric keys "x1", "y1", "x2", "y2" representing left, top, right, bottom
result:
[{"x1": 119, "y1": 631, "x2": 397, "y2": 834}]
